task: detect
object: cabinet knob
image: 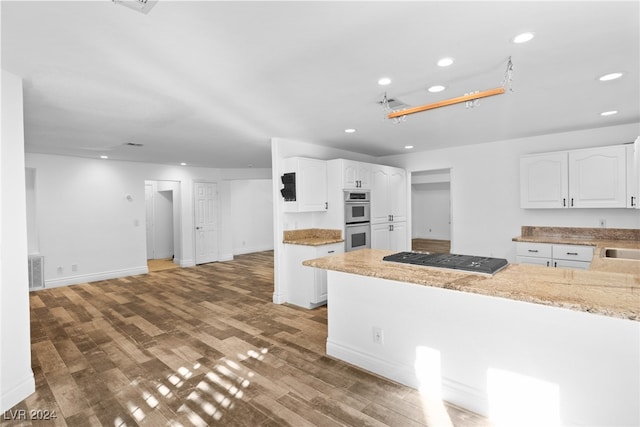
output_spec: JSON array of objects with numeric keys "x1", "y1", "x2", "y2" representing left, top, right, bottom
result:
[
  {"x1": 566, "y1": 252, "x2": 578, "y2": 256},
  {"x1": 563, "y1": 198, "x2": 566, "y2": 207},
  {"x1": 570, "y1": 198, "x2": 574, "y2": 207},
  {"x1": 328, "y1": 250, "x2": 335, "y2": 254},
  {"x1": 632, "y1": 196, "x2": 636, "y2": 207},
  {"x1": 528, "y1": 249, "x2": 538, "y2": 253}
]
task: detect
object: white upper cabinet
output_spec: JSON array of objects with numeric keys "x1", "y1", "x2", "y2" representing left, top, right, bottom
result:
[
  {"x1": 371, "y1": 164, "x2": 407, "y2": 223},
  {"x1": 520, "y1": 145, "x2": 629, "y2": 209},
  {"x1": 343, "y1": 160, "x2": 371, "y2": 189},
  {"x1": 281, "y1": 157, "x2": 328, "y2": 212},
  {"x1": 569, "y1": 145, "x2": 626, "y2": 208},
  {"x1": 520, "y1": 152, "x2": 569, "y2": 209},
  {"x1": 627, "y1": 139, "x2": 639, "y2": 209}
]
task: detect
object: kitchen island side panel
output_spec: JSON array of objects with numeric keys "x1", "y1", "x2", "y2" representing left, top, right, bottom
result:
[{"x1": 326, "y1": 270, "x2": 640, "y2": 426}]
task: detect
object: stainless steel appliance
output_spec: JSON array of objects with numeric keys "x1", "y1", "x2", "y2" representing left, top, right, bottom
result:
[
  {"x1": 344, "y1": 191, "x2": 370, "y2": 224},
  {"x1": 383, "y1": 252, "x2": 508, "y2": 275},
  {"x1": 345, "y1": 222, "x2": 370, "y2": 252},
  {"x1": 345, "y1": 191, "x2": 370, "y2": 252}
]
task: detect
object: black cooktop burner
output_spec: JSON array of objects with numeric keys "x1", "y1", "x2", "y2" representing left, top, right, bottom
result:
[{"x1": 383, "y1": 252, "x2": 508, "y2": 275}]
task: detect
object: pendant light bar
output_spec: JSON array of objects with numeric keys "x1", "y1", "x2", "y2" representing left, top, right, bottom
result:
[{"x1": 387, "y1": 87, "x2": 506, "y2": 119}]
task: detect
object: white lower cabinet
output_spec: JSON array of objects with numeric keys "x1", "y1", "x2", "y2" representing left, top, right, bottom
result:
[
  {"x1": 286, "y1": 242, "x2": 344, "y2": 309},
  {"x1": 516, "y1": 242, "x2": 593, "y2": 270},
  {"x1": 371, "y1": 221, "x2": 407, "y2": 251}
]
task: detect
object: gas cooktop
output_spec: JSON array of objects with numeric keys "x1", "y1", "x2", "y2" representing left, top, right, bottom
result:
[{"x1": 383, "y1": 252, "x2": 508, "y2": 275}]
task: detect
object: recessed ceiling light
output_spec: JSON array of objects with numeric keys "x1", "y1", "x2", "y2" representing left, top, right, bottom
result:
[
  {"x1": 100, "y1": 155, "x2": 109, "y2": 159},
  {"x1": 378, "y1": 77, "x2": 391, "y2": 86},
  {"x1": 180, "y1": 162, "x2": 187, "y2": 166},
  {"x1": 345, "y1": 128, "x2": 356, "y2": 133},
  {"x1": 437, "y1": 57, "x2": 454, "y2": 67},
  {"x1": 600, "y1": 110, "x2": 618, "y2": 116},
  {"x1": 428, "y1": 85, "x2": 446, "y2": 93},
  {"x1": 404, "y1": 145, "x2": 414, "y2": 149},
  {"x1": 598, "y1": 72, "x2": 623, "y2": 81},
  {"x1": 513, "y1": 32, "x2": 535, "y2": 44},
  {"x1": 248, "y1": 163, "x2": 254, "y2": 168}
]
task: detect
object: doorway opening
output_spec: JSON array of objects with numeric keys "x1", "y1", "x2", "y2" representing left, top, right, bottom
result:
[
  {"x1": 145, "y1": 180, "x2": 181, "y2": 271},
  {"x1": 411, "y1": 169, "x2": 452, "y2": 254}
]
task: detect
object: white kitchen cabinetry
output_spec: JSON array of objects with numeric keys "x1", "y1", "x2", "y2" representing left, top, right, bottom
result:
[
  {"x1": 516, "y1": 242, "x2": 593, "y2": 270},
  {"x1": 282, "y1": 157, "x2": 327, "y2": 212},
  {"x1": 569, "y1": 145, "x2": 626, "y2": 208},
  {"x1": 520, "y1": 152, "x2": 568, "y2": 209},
  {"x1": 370, "y1": 164, "x2": 408, "y2": 251},
  {"x1": 343, "y1": 160, "x2": 371, "y2": 189},
  {"x1": 371, "y1": 221, "x2": 407, "y2": 252},
  {"x1": 371, "y1": 165, "x2": 407, "y2": 223},
  {"x1": 626, "y1": 141, "x2": 639, "y2": 208},
  {"x1": 520, "y1": 145, "x2": 628, "y2": 209},
  {"x1": 285, "y1": 242, "x2": 343, "y2": 309}
]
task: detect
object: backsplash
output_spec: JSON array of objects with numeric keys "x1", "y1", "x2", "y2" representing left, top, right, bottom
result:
[{"x1": 521, "y1": 226, "x2": 640, "y2": 241}]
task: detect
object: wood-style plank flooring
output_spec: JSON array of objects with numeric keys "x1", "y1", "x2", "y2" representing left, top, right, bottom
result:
[
  {"x1": 412, "y1": 239, "x2": 451, "y2": 254},
  {"x1": 3, "y1": 251, "x2": 491, "y2": 427}
]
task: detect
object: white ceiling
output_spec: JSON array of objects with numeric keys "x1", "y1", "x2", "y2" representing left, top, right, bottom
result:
[{"x1": 2, "y1": 1, "x2": 638, "y2": 168}]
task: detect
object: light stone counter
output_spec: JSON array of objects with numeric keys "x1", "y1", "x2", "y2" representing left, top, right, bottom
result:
[
  {"x1": 303, "y1": 248, "x2": 640, "y2": 321},
  {"x1": 283, "y1": 228, "x2": 344, "y2": 246}
]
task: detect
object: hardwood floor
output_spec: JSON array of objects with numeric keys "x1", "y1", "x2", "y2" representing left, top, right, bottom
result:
[
  {"x1": 412, "y1": 239, "x2": 451, "y2": 254},
  {"x1": 3, "y1": 251, "x2": 491, "y2": 426}
]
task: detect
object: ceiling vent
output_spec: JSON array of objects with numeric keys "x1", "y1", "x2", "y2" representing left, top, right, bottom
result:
[
  {"x1": 112, "y1": 0, "x2": 158, "y2": 15},
  {"x1": 378, "y1": 97, "x2": 411, "y2": 111},
  {"x1": 123, "y1": 142, "x2": 144, "y2": 147}
]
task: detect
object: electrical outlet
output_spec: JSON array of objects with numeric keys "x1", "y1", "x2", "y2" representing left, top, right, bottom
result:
[
  {"x1": 599, "y1": 219, "x2": 606, "y2": 228},
  {"x1": 72, "y1": 264, "x2": 78, "y2": 272},
  {"x1": 372, "y1": 327, "x2": 384, "y2": 344}
]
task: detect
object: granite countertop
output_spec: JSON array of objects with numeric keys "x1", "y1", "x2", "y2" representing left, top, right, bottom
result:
[
  {"x1": 512, "y1": 226, "x2": 640, "y2": 275},
  {"x1": 283, "y1": 228, "x2": 344, "y2": 246},
  {"x1": 303, "y1": 247, "x2": 640, "y2": 322}
]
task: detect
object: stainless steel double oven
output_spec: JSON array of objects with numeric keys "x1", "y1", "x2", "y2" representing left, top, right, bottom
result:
[{"x1": 344, "y1": 191, "x2": 371, "y2": 252}]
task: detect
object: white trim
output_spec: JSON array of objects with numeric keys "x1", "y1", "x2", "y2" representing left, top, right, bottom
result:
[
  {"x1": 218, "y1": 253, "x2": 233, "y2": 262},
  {"x1": 179, "y1": 258, "x2": 195, "y2": 268},
  {"x1": 272, "y1": 292, "x2": 286, "y2": 304},
  {"x1": 0, "y1": 373, "x2": 35, "y2": 413},
  {"x1": 326, "y1": 340, "x2": 488, "y2": 416},
  {"x1": 42, "y1": 266, "x2": 148, "y2": 289},
  {"x1": 233, "y1": 245, "x2": 274, "y2": 256}
]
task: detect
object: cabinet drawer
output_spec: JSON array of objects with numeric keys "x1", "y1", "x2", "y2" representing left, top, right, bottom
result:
[
  {"x1": 552, "y1": 259, "x2": 591, "y2": 270},
  {"x1": 515, "y1": 242, "x2": 552, "y2": 258},
  {"x1": 552, "y1": 244, "x2": 594, "y2": 262},
  {"x1": 516, "y1": 256, "x2": 552, "y2": 267}
]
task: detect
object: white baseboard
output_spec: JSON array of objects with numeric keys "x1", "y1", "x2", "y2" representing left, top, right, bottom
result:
[
  {"x1": 1, "y1": 373, "x2": 35, "y2": 413},
  {"x1": 43, "y1": 266, "x2": 148, "y2": 289},
  {"x1": 233, "y1": 245, "x2": 274, "y2": 255},
  {"x1": 179, "y1": 259, "x2": 195, "y2": 268},
  {"x1": 272, "y1": 292, "x2": 286, "y2": 304},
  {"x1": 218, "y1": 253, "x2": 234, "y2": 262},
  {"x1": 326, "y1": 340, "x2": 488, "y2": 417}
]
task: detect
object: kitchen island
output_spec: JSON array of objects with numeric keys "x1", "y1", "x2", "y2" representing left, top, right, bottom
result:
[{"x1": 303, "y1": 248, "x2": 640, "y2": 426}]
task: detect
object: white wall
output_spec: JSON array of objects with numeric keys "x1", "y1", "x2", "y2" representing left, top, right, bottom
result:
[
  {"x1": 271, "y1": 137, "x2": 376, "y2": 304},
  {"x1": 379, "y1": 123, "x2": 640, "y2": 260},
  {"x1": 25, "y1": 153, "x2": 271, "y2": 287},
  {"x1": 230, "y1": 179, "x2": 274, "y2": 255},
  {"x1": 1, "y1": 70, "x2": 35, "y2": 412},
  {"x1": 412, "y1": 182, "x2": 451, "y2": 240}
]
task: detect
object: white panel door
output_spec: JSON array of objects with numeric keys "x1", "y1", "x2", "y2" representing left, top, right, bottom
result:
[
  {"x1": 389, "y1": 167, "x2": 407, "y2": 222},
  {"x1": 194, "y1": 182, "x2": 218, "y2": 264},
  {"x1": 520, "y1": 152, "x2": 569, "y2": 208},
  {"x1": 370, "y1": 166, "x2": 390, "y2": 224},
  {"x1": 569, "y1": 146, "x2": 626, "y2": 208}
]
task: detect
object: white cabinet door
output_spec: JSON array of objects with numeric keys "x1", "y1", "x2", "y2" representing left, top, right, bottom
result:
[
  {"x1": 343, "y1": 160, "x2": 370, "y2": 189},
  {"x1": 389, "y1": 221, "x2": 408, "y2": 251},
  {"x1": 569, "y1": 145, "x2": 627, "y2": 208},
  {"x1": 371, "y1": 166, "x2": 391, "y2": 224},
  {"x1": 627, "y1": 143, "x2": 639, "y2": 208},
  {"x1": 371, "y1": 222, "x2": 391, "y2": 250},
  {"x1": 552, "y1": 259, "x2": 591, "y2": 270},
  {"x1": 636, "y1": 136, "x2": 640, "y2": 210},
  {"x1": 389, "y1": 168, "x2": 407, "y2": 222},
  {"x1": 371, "y1": 164, "x2": 407, "y2": 223},
  {"x1": 282, "y1": 157, "x2": 327, "y2": 212},
  {"x1": 520, "y1": 152, "x2": 568, "y2": 208},
  {"x1": 312, "y1": 243, "x2": 343, "y2": 303},
  {"x1": 516, "y1": 256, "x2": 552, "y2": 267}
]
